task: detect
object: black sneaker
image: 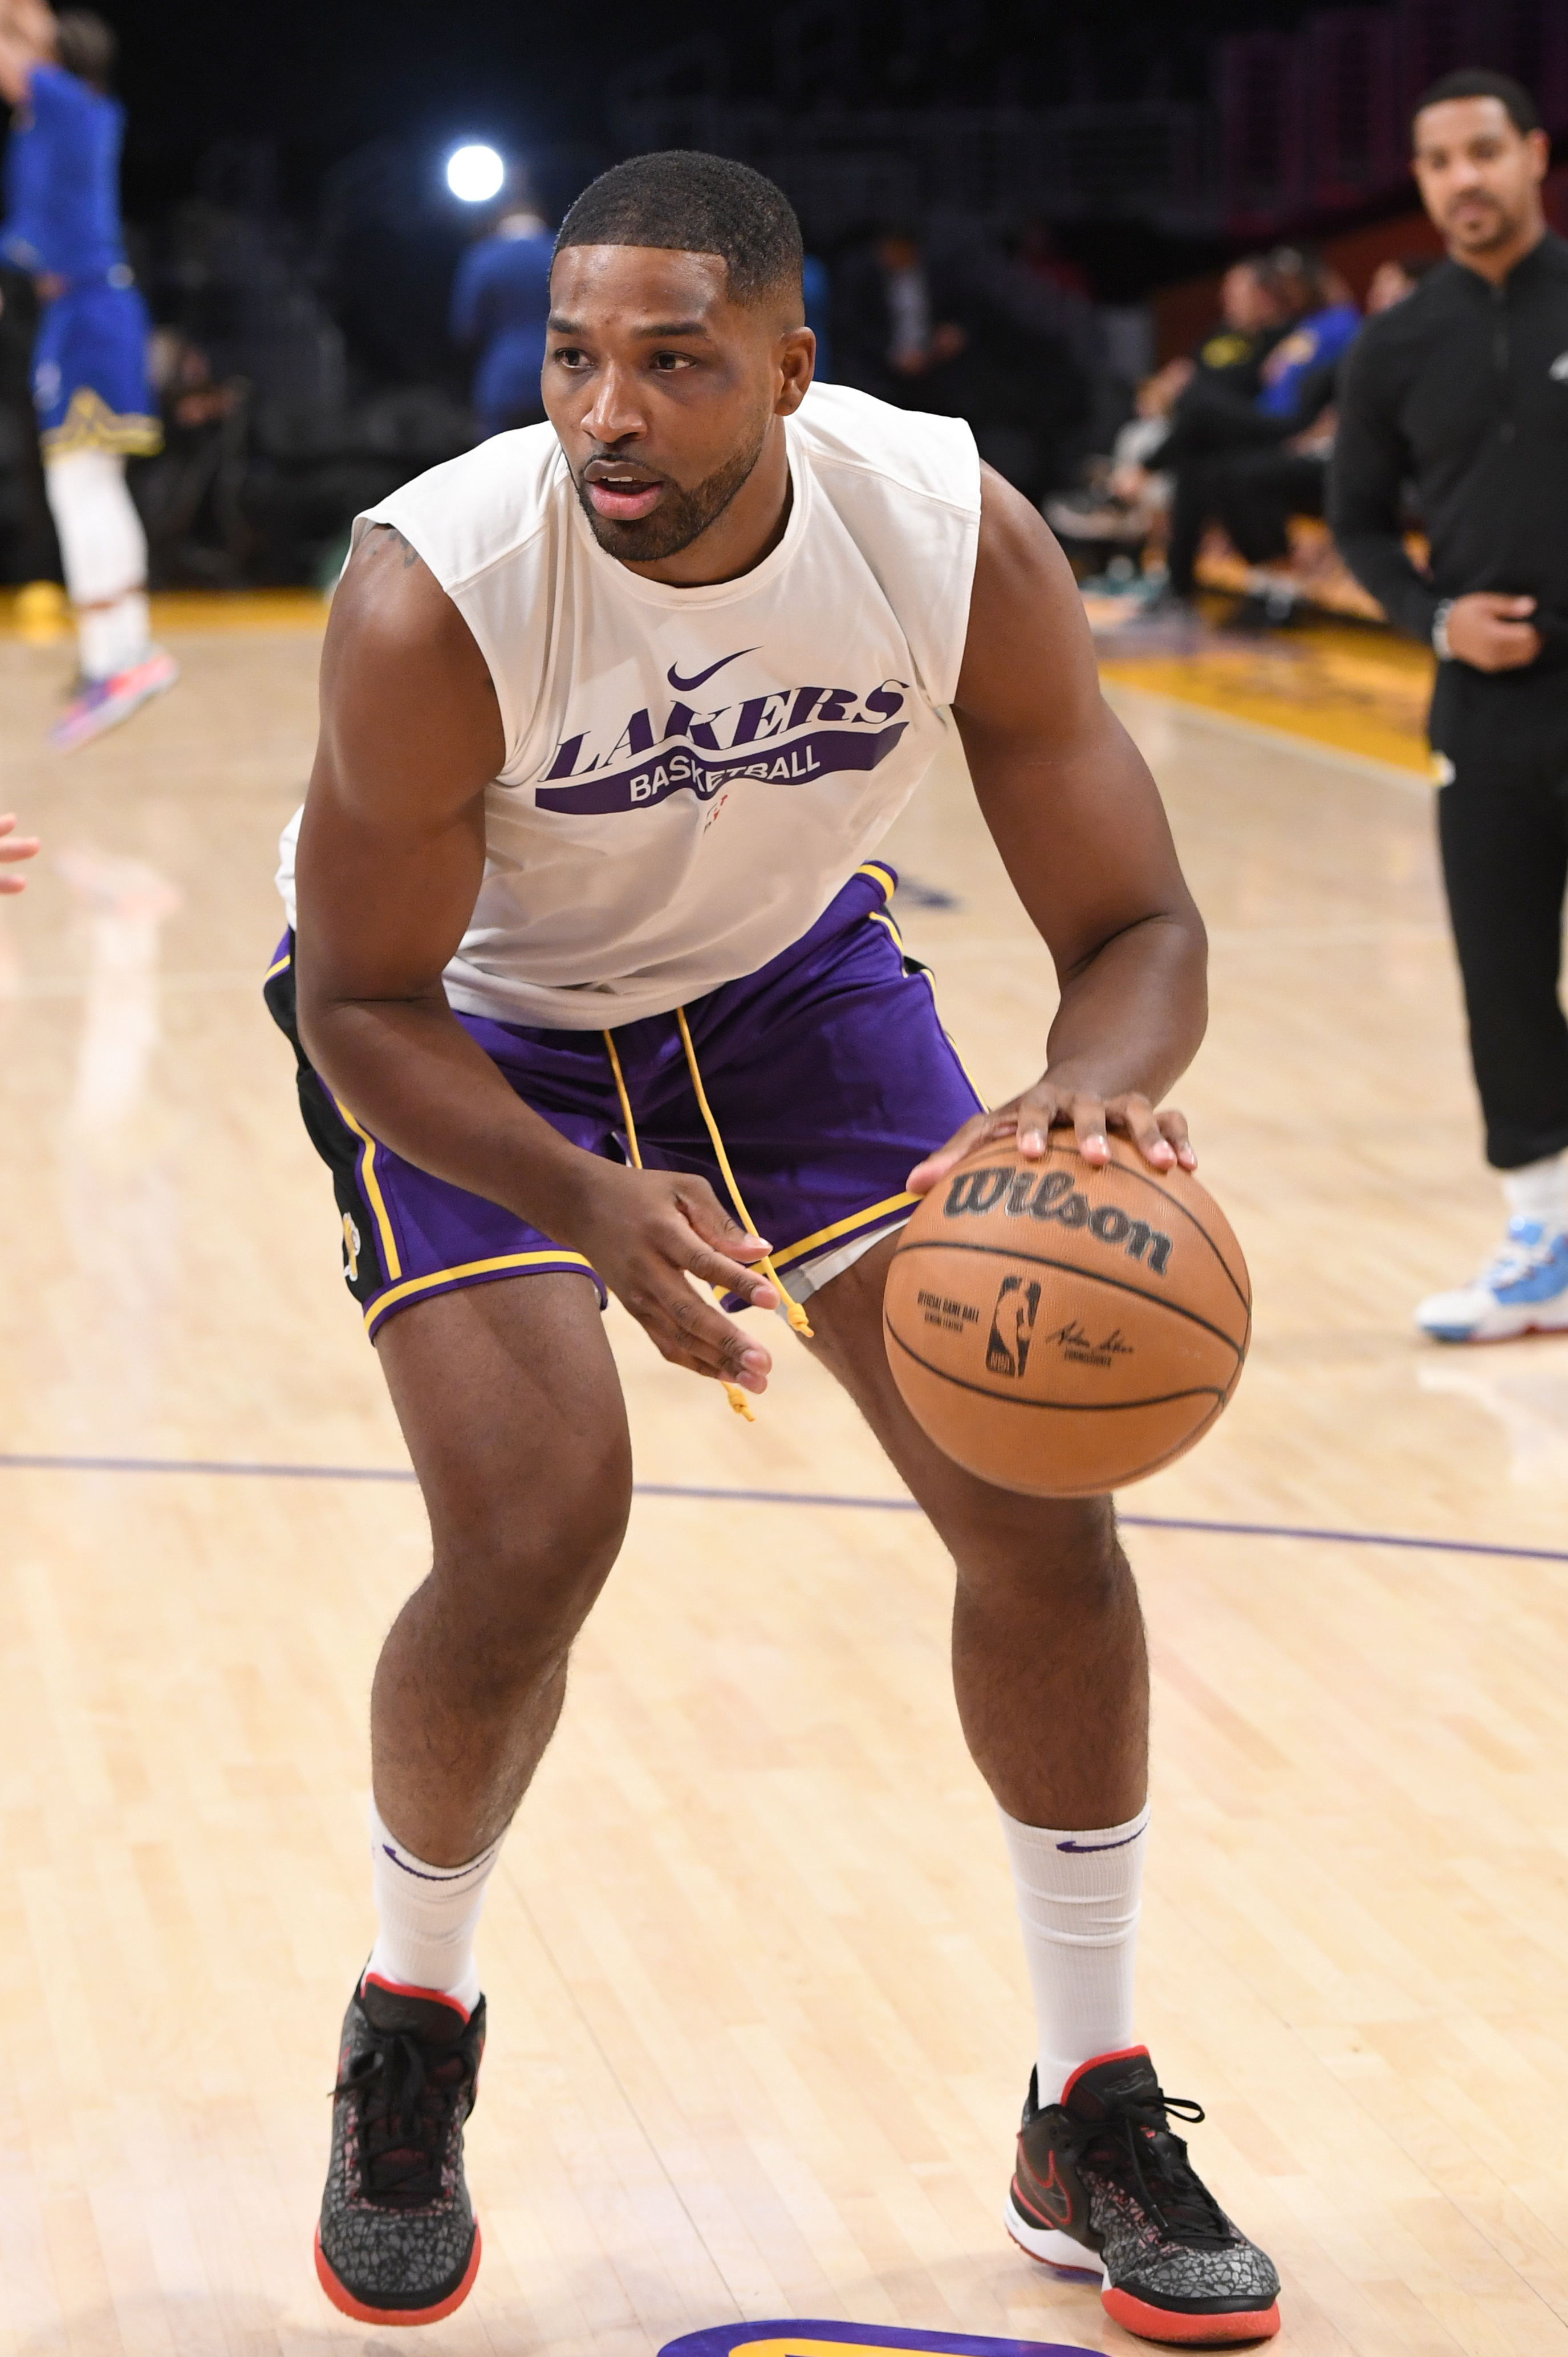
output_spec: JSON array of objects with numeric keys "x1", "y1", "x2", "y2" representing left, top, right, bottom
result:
[
  {"x1": 314, "y1": 1974, "x2": 485, "y2": 2324},
  {"x1": 1005, "y1": 2046, "x2": 1281, "y2": 2344}
]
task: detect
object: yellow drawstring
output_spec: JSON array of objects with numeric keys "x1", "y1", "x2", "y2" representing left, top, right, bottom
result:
[
  {"x1": 673, "y1": 1008, "x2": 813, "y2": 1342},
  {"x1": 604, "y1": 1021, "x2": 809, "y2": 1422},
  {"x1": 602, "y1": 1030, "x2": 759, "y2": 1412}
]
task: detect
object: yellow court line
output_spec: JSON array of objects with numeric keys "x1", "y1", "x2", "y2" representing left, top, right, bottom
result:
[
  {"x1": 771, "y1": 1190, "x2": 920, "y2": 1271},
  {"x1": 1099, "y1": 646, "x2": 1432, "y2": 776},
  {"x1": 0, "y1": 587, "x2": 330, "y2": 639},
  {"x1": 151, "y1": 590, "x2": 330, "y2": 634},
  {"x1": 327, "y1": 1093, "x2": 403, "y2": 1284},
  {"x1": 365, "y1": 1249, "x2": 596, "y2": 1332}
]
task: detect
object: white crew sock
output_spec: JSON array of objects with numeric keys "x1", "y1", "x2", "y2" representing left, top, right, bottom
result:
[
  {"x1": 998, "y1": 1800, "x2": 1149, "y2": 2103},
  {"x1": 43, "y1": 449, "x2": 152, "y2": 681},
  {"x1": 364, "y1": 1802, "x2": 500, "y2": 2017},
  {"x1": 77, "y1": 590, "x2": 151, "y2": 683},
  {"x1": 1502, "y1": 1153, "x2": 1568, "y2": 1236}
]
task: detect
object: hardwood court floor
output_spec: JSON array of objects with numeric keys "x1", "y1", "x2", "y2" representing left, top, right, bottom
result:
[{"x1": 2, "y1": 612, "x2": 1568, "y2": 2357}]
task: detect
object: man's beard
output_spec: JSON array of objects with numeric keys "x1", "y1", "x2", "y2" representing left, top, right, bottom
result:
[
  {"x1": 1445, "y1": 193, "x2": 1512, "y2": 249},
  {"x1": 574, "y1": 430, "x2": 766, "y2": 562}
]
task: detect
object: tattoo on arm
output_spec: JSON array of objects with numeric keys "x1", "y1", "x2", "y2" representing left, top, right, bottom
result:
[
  {"x1": 371, "y1": 522, "x2": 421, "y2": 569},
  {"x1": 363, "y1": 519, "x2": 498, "y2": 701}
]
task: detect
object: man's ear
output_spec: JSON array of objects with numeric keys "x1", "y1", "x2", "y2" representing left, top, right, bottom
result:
[{"x1": 776, "y1": 326, "x2": 816, "y2": 413}]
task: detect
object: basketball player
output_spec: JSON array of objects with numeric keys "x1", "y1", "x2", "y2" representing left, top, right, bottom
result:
[
  {"x1": 269, "y1": 153, "x2": 1281, "y2": 2338},
  {"x1": 449, "y1": 185, "x2": 553, "y2": 437},
  {"x1": 1333, "y1": 71, "x2": 1568, "y2": 1340},
  {"x1": 0, "y1": 0, "x2": 177, "y2": 749}
]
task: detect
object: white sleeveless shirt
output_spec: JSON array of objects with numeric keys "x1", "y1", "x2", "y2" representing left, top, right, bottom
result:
[{"x1": 277, "y1": 381, "x2": 981, "y2": 1030}]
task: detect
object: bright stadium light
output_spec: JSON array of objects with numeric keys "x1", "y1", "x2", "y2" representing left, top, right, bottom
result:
[{"x1": 446, "y1": 143, "x2": 505, "y2": 203}]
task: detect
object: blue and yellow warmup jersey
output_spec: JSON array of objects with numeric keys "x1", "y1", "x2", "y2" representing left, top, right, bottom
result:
[
  {"x1": 0, "y1": 63, "x2": 160, "y2": 457},
  {"x1": 1, "y1": 60, "x2": 125, "y2": 281}
]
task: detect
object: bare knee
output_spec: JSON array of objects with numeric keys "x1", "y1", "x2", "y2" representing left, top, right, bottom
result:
[
  {"x1": 951, "y1": 1494, "x2": 1131, "y2": 1612},
  {"x1": 422, "y1": 1438, "x2": 632, "y2": 1692}
]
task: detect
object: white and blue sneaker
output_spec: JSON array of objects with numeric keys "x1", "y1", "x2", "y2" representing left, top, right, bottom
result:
[{"x1": 1416, "y1": 1219, "x2": 1568, "y2": 1343}]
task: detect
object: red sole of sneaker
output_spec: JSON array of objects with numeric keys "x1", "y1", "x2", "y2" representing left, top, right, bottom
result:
[
  {"x1": 1103, "y1": 2286, "x2": 1281, "y2": 2344},
  {"x1": 313, "y1": 2223, "x2": 482, "y2": 2324}
]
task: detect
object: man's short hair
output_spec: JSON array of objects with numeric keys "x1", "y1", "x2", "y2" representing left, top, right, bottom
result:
[
  {"x1": 1411, "y1": 68, "x2": 1541, "y2": 141},
  {"x1": 555, "y1": 152, "x2": 805, "y2": 310},
  {"x1": 55, "y1": 10, "x2": 116, "y2": 91}
]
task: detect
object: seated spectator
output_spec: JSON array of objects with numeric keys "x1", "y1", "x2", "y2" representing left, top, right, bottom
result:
[
  {"x1": 1366, "y1": 253, "x2": 1439, "y2": 314},
  {"x1": 1207, "y1": 254, "x2": 1435, "y2": 623},
  {"x1": 1124, "y1": 248, "x2": 1359, "y2": 616},
  {"x1": 1252, "y1": 252, "x2": 1360, "y2": 417},
  {"x1": 450, "y1": 198, "x2": 553, "y2": 438},
  {"x1": 1047, "y1": 253, "x2": 1295, "y2": 554}
]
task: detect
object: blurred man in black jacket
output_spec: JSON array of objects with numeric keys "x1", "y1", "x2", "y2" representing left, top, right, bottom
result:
[{"x1": 1332, "y1": 68, "x2": 1568, "y2": 1342}]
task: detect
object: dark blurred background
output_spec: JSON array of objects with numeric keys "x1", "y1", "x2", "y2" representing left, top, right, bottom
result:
[{"x1": 4, "y1": 0, "x2": 1566, "y2": 589}]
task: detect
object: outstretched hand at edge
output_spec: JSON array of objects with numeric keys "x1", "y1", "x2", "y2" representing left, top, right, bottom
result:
[{"x1": 0, "y1": 815, "x2": 40, "y2": 895}]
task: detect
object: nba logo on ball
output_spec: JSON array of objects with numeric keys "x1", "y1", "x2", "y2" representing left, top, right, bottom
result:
[
  {"x1": 661, "y1": 2323, "x2": 1095, "y2": 2357},
  {"x1": 884, "y1": 1137, "x2": 1251, "y2": 1498}
]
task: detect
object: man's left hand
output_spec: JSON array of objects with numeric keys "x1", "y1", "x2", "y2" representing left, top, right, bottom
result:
[{"x1": 909, "y1": 1078, "x2": 1195, "y2": 1195}]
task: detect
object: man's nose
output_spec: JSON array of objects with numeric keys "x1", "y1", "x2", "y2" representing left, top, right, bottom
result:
[{"x1": 581, "y1": 362, "x2": 645, "y2": 445}]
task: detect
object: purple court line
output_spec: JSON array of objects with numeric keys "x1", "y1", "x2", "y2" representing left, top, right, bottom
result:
[{"x1": 2, "y1": 1451, "x2": 1567, "y2": 1565}]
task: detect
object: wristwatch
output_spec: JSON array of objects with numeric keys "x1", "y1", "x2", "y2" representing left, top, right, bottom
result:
[{"x1": 1432, "y1": 599, "x2": 1454, "y2": 660}]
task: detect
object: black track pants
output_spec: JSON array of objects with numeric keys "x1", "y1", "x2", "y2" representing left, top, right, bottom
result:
[{"x1": 1437, "y1": 755, "x2": 1568, "y2": 1169}]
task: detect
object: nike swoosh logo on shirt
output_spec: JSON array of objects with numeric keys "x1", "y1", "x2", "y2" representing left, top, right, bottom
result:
[
  {"x1": 1055, "y1": 1830, "x2": 1145, "y2": 1853},
  {"x1": 667, "y1": 647, "x2": 758, "y2": 693}
]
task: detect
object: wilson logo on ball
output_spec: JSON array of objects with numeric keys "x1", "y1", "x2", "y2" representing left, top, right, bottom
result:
[{"x1": 943, "y1": 1165, "x2": 1173, "y2": 1276}]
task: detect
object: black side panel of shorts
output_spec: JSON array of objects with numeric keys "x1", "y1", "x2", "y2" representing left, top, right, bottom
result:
[{"x1": 263, "y1": 943, "x2": 388, "y2": 1310}]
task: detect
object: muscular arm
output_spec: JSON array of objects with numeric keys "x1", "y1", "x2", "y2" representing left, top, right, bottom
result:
[
  {"x1": 913, "y1": 465, "x2": 1206, "y2": 1186},
  {"x1": 295, "y1": 525, "x2": 779, "y2": 1392}
]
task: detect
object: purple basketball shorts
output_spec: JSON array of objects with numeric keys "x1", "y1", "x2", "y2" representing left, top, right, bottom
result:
[{"x1": 264, "y1": 860, "x2": 985, "y2": 1342}]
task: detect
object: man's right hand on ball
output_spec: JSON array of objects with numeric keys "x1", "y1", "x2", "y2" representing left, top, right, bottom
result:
[
  {"x1": 1446, "y1": 591, "x2": 1542, "y2": 671},
  {"x1": 561, "y1": 1161, "x2": 778, "y2": 1394}
]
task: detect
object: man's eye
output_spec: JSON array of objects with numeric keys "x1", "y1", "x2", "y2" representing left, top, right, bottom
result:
[
  {"x1": 554, "y1": 347, "x2": 587, "y2": 367},
  {"x1": 651, "y1": 351, "x2": 692, "y2": 371}
]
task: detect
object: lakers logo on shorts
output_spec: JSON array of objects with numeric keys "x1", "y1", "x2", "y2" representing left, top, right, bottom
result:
[
  {"x1": 661, "y1": 2324, "x2": 1095, "y2": 2357},
  {"x1": 342, "y1": 1213, "x2": 361, "y2": 1284}
]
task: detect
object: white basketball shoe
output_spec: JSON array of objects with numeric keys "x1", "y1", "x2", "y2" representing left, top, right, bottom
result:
[{"x1": 1416, "y1": 1218, "x2": 1568, "y2": 1343}]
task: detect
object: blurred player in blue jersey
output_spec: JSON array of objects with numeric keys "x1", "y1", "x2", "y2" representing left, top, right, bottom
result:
[
  {"x1": 449, "y1": 192, "x2": 553, "y2": 437},
  {"x1": 0, "y1": 0, "x2": 177, "y2": 749}
]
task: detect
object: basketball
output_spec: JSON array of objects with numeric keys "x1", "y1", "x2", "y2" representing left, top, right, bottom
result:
[{"x1": 883, "y1": 1134, "x2": 1251, "y2": 1498}]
